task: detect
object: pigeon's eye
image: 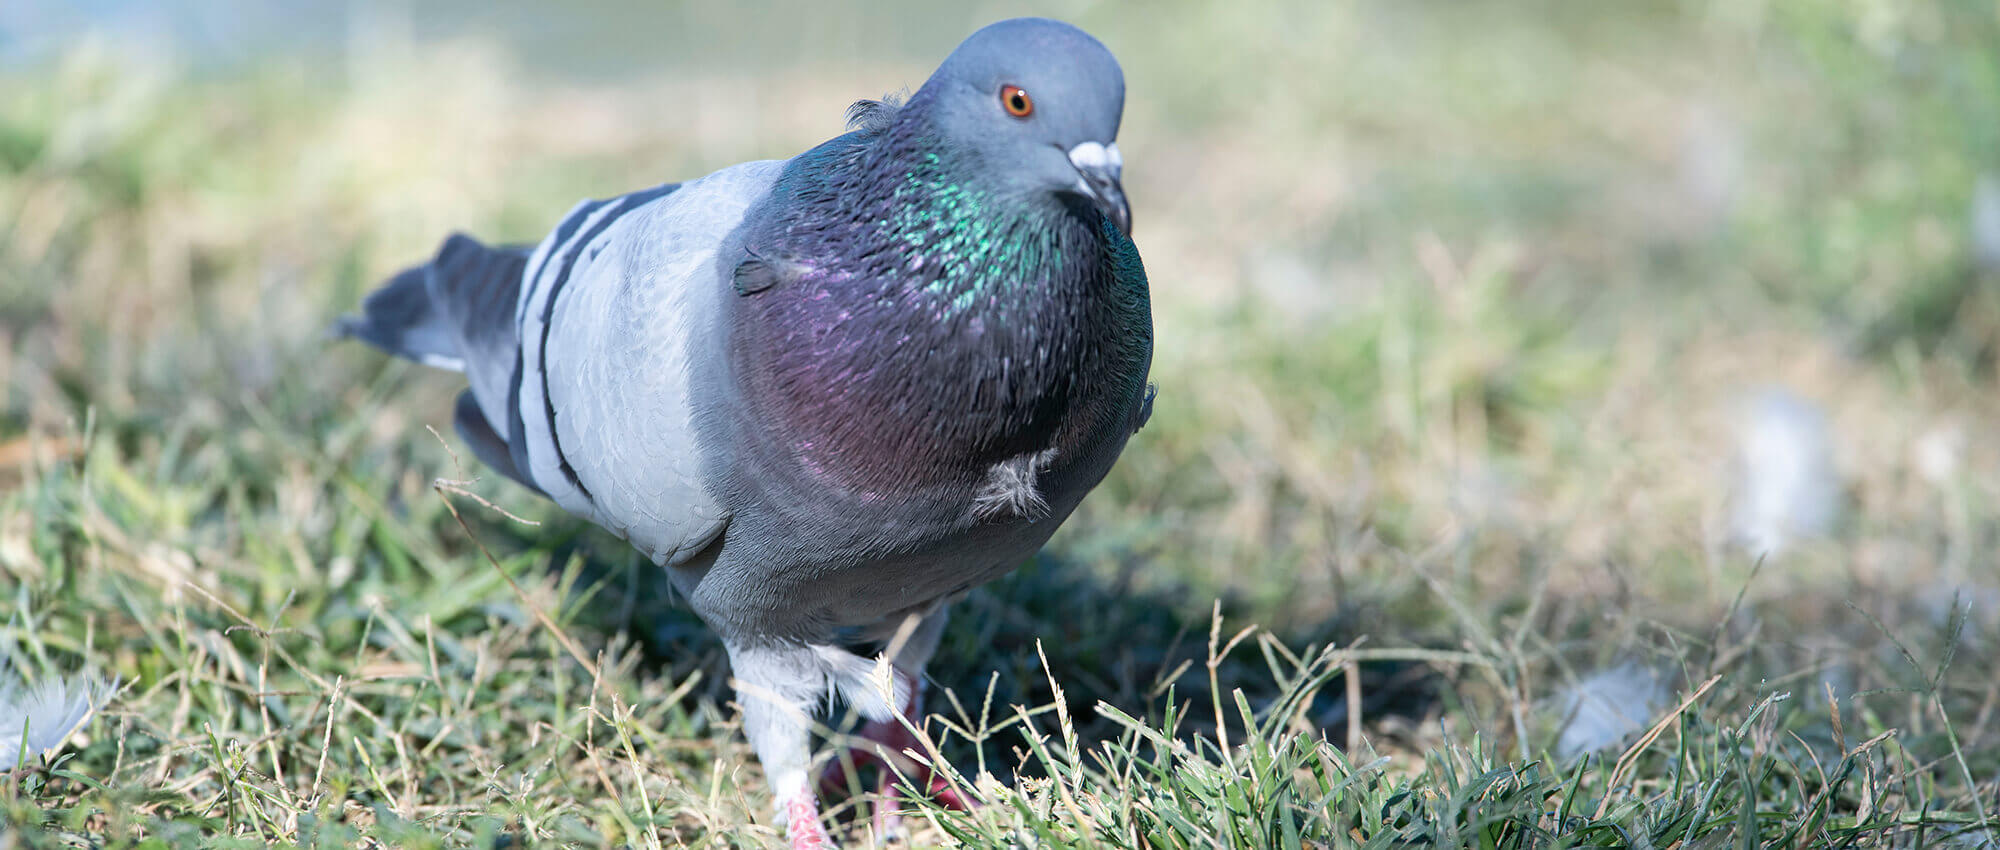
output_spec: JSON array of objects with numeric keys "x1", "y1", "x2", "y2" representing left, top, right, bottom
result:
[{"x1": 1000, "y1": 85, "x2": 1034, "y2": 118}]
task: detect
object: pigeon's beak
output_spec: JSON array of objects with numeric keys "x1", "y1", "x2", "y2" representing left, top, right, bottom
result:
[{"x1": 1066, "y1": 141, "x2": 1130, "y2": 236}]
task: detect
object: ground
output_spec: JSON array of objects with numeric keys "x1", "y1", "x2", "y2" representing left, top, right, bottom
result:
[{"x1": 3, "y1": 1, "x2": 2000, "y2": 847}]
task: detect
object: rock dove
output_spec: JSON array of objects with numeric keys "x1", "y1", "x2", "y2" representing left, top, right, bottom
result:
[{"x1": 337, "y1": 17, "x2": 1152, "y2": 847}]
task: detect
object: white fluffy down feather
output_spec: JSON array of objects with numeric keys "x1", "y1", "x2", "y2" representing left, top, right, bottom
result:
[{"x1": 0, "y1": 665, "x2": 118, "y2": 767}]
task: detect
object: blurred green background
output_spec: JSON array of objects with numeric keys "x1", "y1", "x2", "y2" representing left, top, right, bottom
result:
[{"x1": 3, "y1": 1, "x2": 1999, "y2": 846}]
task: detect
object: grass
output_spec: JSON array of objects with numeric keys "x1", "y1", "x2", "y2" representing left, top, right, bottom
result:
[{"x1": 4, "y1": 0, "x2": 2000, "y2": 846}]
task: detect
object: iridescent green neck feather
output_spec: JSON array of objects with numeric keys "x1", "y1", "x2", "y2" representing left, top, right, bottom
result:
[{"x1": 889, "y1": 150, "x2": 1073, "y2": 317}]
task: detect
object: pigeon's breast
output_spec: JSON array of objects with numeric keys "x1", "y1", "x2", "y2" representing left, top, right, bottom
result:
[
  {"x1": 692, "y1": 218, "x2": 1153, "y2": 639},
  {"x1": 728, "y1": 221, "x2": 1142, "y2": 485}
]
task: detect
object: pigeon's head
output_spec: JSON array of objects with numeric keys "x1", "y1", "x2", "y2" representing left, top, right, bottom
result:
[{"x1": 916, "y1": 17, "x2": 1131, "y2": 235}]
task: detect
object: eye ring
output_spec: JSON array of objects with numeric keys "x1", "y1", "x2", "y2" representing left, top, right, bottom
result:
[{"x1": 1000, "y1": 84, "x2": 1034, "y2": 118}]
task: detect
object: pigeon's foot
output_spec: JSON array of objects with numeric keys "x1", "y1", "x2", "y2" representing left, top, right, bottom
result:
[
  {"x1": 865, "y1": 714, "x2": 971, "y2": 838},
  {"x1": 820, "y1": 685, "x2": 976, "y2": 841},
  {"x1": 785, "y1": 791, "x2": 835, "y2": 850}
]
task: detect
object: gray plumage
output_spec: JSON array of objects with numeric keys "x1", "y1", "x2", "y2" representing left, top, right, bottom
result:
[{"x1": 337, "y1": 17, "x2": 1151, "y2": 847}]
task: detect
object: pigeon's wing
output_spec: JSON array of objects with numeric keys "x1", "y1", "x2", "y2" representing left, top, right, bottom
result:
[{"x1": 517, "y1": 159, "x2": 787, "y2": 565}]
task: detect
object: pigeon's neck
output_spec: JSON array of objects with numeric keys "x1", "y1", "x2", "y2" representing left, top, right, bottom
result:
[
  {"x1": 727, "y1": 119, "x2": 1152, "y2": 501},
  {"x1": 862, "y1": 133, "x2": 1076, "y2": 315},
  {"x1": 767, "y1": 106, "x2": 1088, "y2": 307}
]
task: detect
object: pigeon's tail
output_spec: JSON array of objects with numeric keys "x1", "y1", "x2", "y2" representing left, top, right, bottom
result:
[
  {"x1": 334, "y1": 262, "x2": 468, "y2": 372},
  {"x1": 338, "y1": 234, "x2": 544, "y2": 495},
  {"x1": 335, "y1": 234, "x2": 528, "y2": 374}
]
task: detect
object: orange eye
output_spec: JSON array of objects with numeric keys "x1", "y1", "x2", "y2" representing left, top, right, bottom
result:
[{"x1": 1000, "y1": 84, "x2": 1033, "y2": 118}]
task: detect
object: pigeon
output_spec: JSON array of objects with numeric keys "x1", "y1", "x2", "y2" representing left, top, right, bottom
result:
[{"x1": 337, "y1": 17, "x2": 1152, "y2": 848}]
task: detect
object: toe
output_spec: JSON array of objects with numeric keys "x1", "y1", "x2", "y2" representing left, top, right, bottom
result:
[{"x1": 785, "y1": 791, "x2": 835, "y2": 849}]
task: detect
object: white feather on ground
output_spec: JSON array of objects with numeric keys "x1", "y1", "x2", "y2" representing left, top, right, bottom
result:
[
  {"x1": 0, "y1": 664, "x2": 118, "y2": 767},
  {"x1": 1912, "y1": 420, "x2": 1967, "y2": 487},
  {"x1": 1731, "y1": 387, "x2": 1840, "y2": 558},
  {"x1": 1972, "y1": 173, "x2": 2000, "y2": 273},
  {"x1": 1552, "y1": 663, "x2": 1669, "y2": 760}
]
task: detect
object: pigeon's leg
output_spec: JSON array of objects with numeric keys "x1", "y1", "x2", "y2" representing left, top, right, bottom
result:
[
  {"x1": 861, "y1": 675, "x2": 979, "y2": 837},
  {"x1": 728, "y1": 641, "x2": 835, "y2": 850},
  {"x1": 820, "y1": 606, "x2": 974, "y2": 839}
]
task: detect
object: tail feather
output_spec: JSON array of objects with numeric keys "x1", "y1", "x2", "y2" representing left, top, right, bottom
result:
[
  {"x1": 338, "y1": 233, "x2": 531, "y2": 423},
  {"x1": 335, "y1": 264, "x2": 467, "y2": 371},
  {"x1": 340, "y1": 233, "x2": 540, "y2": 492},
  {"x1": 426, "y1": 234, "x2": 532, "y2": 432}
]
